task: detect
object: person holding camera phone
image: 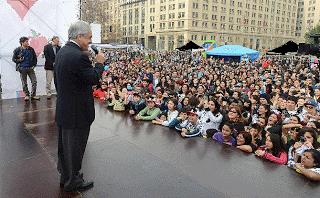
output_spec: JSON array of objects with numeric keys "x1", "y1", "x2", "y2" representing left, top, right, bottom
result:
[
  {"x1": 287, "y1": 127, "x2": 320, "y2": 168},
  {"x1": 12, "y1": 37, "x2": 39, "y2": 101},
  {"x1": 281, "y1": 115, "x2": 303, "y2": 151}
]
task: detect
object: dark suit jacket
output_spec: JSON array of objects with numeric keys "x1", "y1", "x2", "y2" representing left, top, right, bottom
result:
[
  {"x1": 54, "y1": 42, "x2": 104, "y2": 129},
  {"x1": 43, "y1": 43, "x2": 60, "y2": 70}
]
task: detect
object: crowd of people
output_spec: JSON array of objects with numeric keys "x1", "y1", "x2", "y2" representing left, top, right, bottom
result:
[{"x1": 93, "y1": 49, "x2": 320, "y2": 181}]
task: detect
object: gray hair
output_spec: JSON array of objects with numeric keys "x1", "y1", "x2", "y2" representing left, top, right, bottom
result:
[{"x1": 68, "y1": 21, "x2": 91, "y2": 40}]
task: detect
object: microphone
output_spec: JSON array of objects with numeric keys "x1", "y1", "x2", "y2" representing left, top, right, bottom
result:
[{"x1": 90, "y1": 45, "x2": 99, "y2": 55}]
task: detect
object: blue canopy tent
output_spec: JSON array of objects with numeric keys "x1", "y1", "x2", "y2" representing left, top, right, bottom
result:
[{"x1": 206, "y1": 45, "x2": 260, "y2": 62}]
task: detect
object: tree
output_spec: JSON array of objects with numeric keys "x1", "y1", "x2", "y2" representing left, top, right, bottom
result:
[{"x1": 305, "y1": 25, "x2": 320, "y2": 45}]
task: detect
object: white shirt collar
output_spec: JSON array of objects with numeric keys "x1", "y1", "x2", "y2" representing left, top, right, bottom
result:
[{"x1": 70, "y1": 40, "x2": 80, "y2": 47}]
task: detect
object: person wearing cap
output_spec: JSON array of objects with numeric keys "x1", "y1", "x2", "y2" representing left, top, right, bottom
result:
[
  {"x1": 299, "y1": 99, "x2": 320, "y2": 123},
  {"x1": 135, "y1": 96, "x2": 160, "y2": 121},
  {"x1": 128, "y1": 92, "x2": 146, "y2": 115},
  {"x1": 180, "y1": 110, "x2": 201, "y2": 138},
  {"x1": 259, "y1": 93, "x2": 270, "y2": 105},
  {"x1": 175, "y1": 108, "x2": 189, "y2": 131}
]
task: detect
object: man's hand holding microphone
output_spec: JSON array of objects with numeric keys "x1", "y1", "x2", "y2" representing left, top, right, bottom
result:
[{"x1": 95, "y1": 52, "x2": 106, "y2": 65}]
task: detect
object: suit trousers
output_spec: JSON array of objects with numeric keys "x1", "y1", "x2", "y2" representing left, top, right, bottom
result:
[
  {"x1": 46, "y1": 70, "x2": 54, "y2": 96},
  {"x1": 57, "y1": 126, "x2": 90, "y2": 191}
]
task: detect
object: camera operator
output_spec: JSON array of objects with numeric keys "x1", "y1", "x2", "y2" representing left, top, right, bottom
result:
[{"x1": 12, "y1": 37, "x2": 40, "y2": 101}]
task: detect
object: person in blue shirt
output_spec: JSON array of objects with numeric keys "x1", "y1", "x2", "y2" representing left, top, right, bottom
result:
[{"x1": 12, "y1": 37, "x2": 39, "y2": 101}]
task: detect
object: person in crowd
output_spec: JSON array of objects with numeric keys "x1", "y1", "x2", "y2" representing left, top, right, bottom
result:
[
  {"x1": 180, "y1": 110, "x2": 201, "y2": 138},
  {"x1": 236, "y1": 132, "x2": 255, "y2": 153},
  {"x1": 300, "y1": 99, "x2": 320, "y2": 123},
  {"x1": 282, "y1": 115, "x2": 303, "y2": 151},
  {"x1": 255, "y1": 133, "x2": 288, "y2": 165},
  {"x1": 152, "y1": 98, "x2": 179, "y2": 128},
  {"x1": 135, "y1": 96, "x2": 161, "y2": 121},
  {"x1": 283, "y1": 96, "x2": 299, "y2": 123},
  {"x1": 140, "y1": 77, "x2": 153, "y2": 94},
  {"x1": 250, "y1": 123, "x2": 266, "y2": 148},
  {"x1": 213, "y1": 122, "x2": 236, "y2": 146},
  {"x1": 89, "y1": 48, "x2": 320, "y2": 180},
  {"x1": 252, "y1": 104, "x2": 270, "y2": 124},
  {"x1": 293, "y1": 149, "x2": 320, "y2": 181},
  {"x1": 178, "y1": 97, "x2": 191, "y2": 110},
  {"x1": 175, "y1": 108, "x2": 189, "y2": 131},
  {"x1": 198, "y1": 99, "x2": 223, "y2": 138},
  {"x1": 224, "y1": 106, "x2": 246, "y2": 136},
  {"x1": 287, "y1": 127, "x2": 320, "y2": 168},
  {"x1": 266, "y1": 113, "x2": 281, "y2": 128},
  {"x1": 129, "y1": 92, "x2": 146, "y2": 115}
]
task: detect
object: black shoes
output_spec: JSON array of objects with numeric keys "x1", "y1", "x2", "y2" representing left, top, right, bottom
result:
[
  {"x1": 60, "y1": 173, "x2": 93, "y2": 192},
  {"x1": 63, "y1": 181, "x2": 94, "y2": 192},
  {"x1": 75, "y1": 181, "x2": 94, "y2": 192},
  {"x1": 60, "y1": 173, "x2": 84, "y2": 187}
]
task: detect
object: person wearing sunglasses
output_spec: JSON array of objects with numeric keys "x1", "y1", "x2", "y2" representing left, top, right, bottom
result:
[{"x1": 299, "y1": 99, "x2": 320, "y2": 123}]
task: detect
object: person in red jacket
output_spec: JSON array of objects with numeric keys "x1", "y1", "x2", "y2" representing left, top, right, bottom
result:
[{"x1": 255, "y1": 133, "x2": 288, "y2": 165}]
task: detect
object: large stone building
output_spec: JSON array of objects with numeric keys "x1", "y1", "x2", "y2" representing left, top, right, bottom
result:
[
  {"x1": 121, "y1": 0, "x2": 147, "y2": 45},
  {"x1": 296, "y1": 0, "x2": 320, "y2": 42},
  {"x1": 296, "y1": 0, "x2": 306, "y2": 42},
  {"x1": 145, "y1": 0, "x2": 300, "y2": 51},
  {"x1": 82, "y1": 0, "x2": 307, "y2": 51},
  {"x1": 304, "y1": 0, "x2": 320, "y2": 31},
  {"x1": 80, "y1": 0, "x2": 122, "y2": 43}
]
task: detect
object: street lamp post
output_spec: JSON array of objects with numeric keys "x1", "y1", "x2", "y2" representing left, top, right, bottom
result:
[{"x1": 79, "y1": 0, "x2": 82, "y2": 20}]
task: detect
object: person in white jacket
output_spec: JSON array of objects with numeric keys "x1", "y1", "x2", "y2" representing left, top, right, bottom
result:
[
  {"x1": 152, "y1": 99, "x2": 179, "y2": 127},
  {"x1": 198, "y1": 99, "x2": 223, "y2": 138}
]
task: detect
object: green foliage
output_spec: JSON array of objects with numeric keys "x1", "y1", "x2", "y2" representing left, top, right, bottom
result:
[{"x1": 305, "y1": 25, "x2": 320, "y2": 44}]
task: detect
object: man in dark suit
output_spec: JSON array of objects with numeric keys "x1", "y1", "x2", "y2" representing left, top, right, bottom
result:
[
  {"x1": 54, "y1": 21, "x2": 106, "y2": 193},
  {"x1": 43, "y1": 36, "x2": 60, "y2": 99}
]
